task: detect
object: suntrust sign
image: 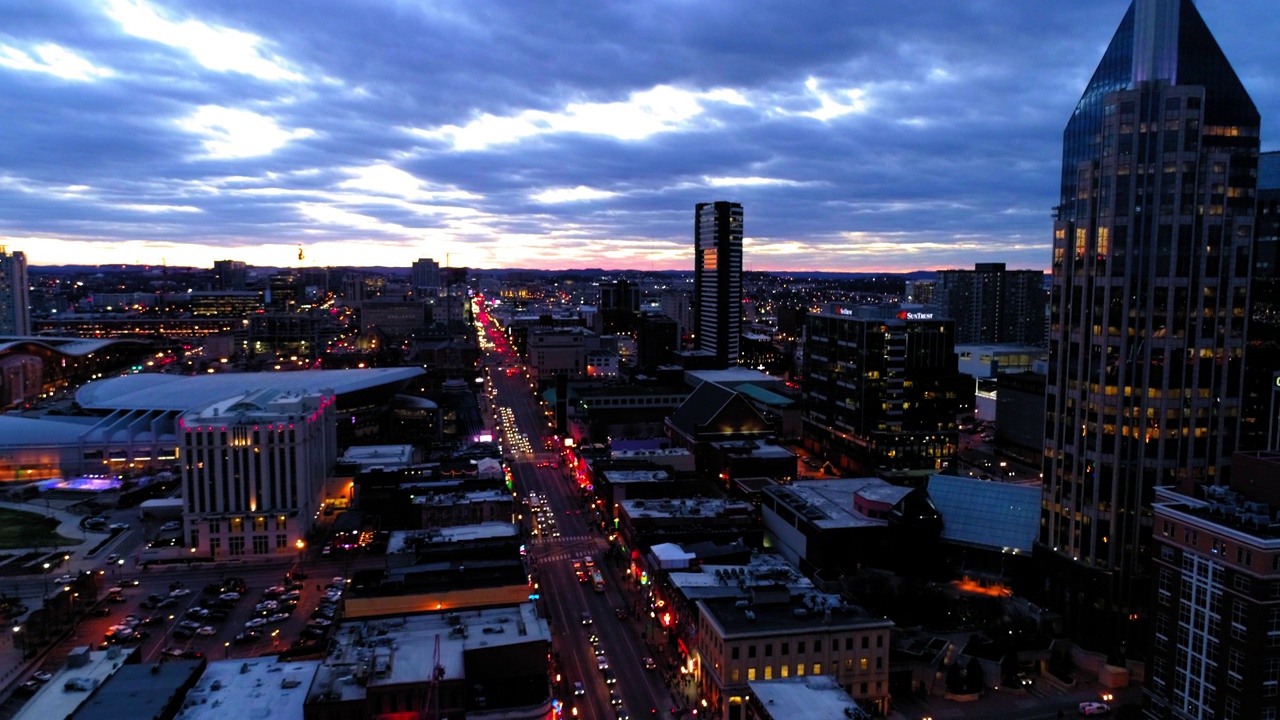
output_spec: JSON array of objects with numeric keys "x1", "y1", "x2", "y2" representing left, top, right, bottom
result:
[{"x1": 896, "y1": 311, "x2": 934, "y2": 320}]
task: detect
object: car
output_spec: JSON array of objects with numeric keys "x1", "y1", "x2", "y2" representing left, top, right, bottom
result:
[
  {"x1": 185, "y1": 608, "x2": 209, "y2": 619},
  {"x1": 32, "y1": 671, "x2": 53, "y2": 683},
  {"x1": 15, "y1": 680, "x2": 41, "y2": 695},
  {"x1": 140, "y1": 616, "x2": 164, "y2": 626},
  {"x1": 615, "y1": 709, "x2": 630, "y2": 720},
  {"x1": 267, "y1": 613, "x2": 290, "y2": 624},
  {"x1": 580, "y1": 611, "x2": 593, "y2": 626},
  {"x1": 139, "y1": 600, "x2": 157, "y2": 610},
  {"x1": 280, "y1": 591, "x2": 301, "y2": 603},
  {"x1": 593, "y1": 644, "x2": 606, "y2": 657},
  {"x1": 109, "y1": 522, "x2": 130, "y2": 531},
  {"x1": 643, "y1": 656, "x2": 657, "y2": 671},
  {"x1": 161, "y1": 647, "x2": 185, "y2": 658},
  {"x1": 1078, "y1": 702, "x2": 1111, "y2": 716},
  {"x1": 92, "y1": 606, "x2": 111, "y2": 617},
  {"x1": 609, "y1": 690, "x2": 622, "y2": 706},
  {"x1": 206, "y1": 608, "x2": 229, "y2": 620},
  {"x1": 156, "y1": 598, "x2": 177, "y2": 609},
  {"x1": 614, "y1": 607, "x2": 628, "y2": 620},
  {"x1": 169, "y1": 588, "x2": 191, "y2": 597},
  {"x1": 180, "y1": 650, "x2": 204, "y2": 660},
  {"x1": 602, "y1": 669, "x2": 616, "y2": 685},
  {"x1": 244, "y1": 618, "x2": 268, "y2": 629},
  {"x1": 573, "y1": 682, "x2": 585, "y2": 696},
  {"x1": 309, "y1": 617, "x2": 333, "y2": 627},
  {"x1": 302, "y1": 626, "x2": 329, "y2": 639},
  {"x1": 104, "y1": 553, "x2": 120, "y2": 564},
  {"x1": 177, "y1": 620, "x2": 202, "y2": 631},
  {"x1": 597, "y1": 654, "x2": 610, "y2": 670},
  {"x1": 160, "y1": 521, "x2": 181, "y2": 531},
  {"x1": 587, "y1": 632, "x2": 599, "y2": 645},
  {"x1": 1015, "y1": 672, "x2": 1034, "y2": 687},
  {"x1": 196, "y1": 626, "x2": 217, "y2": 636},
  {"x1": 119, "y1": 578, "x2": 139, "y2": 587},
  {"x1": 263, "y1": 585, "x2": 286, "y2": 598},
  {"x1": 233, "y1": 631, "x2": 261, "y2": 645},
  {"x1": 55, "y1": 574, "x2": 75, "y2": 584},
  {"x1": 219, "y1": 592, "x2": 241, "y2": 603},
  {"x1": 172, "y1": 627, "x2": 195, "y2": 639}
]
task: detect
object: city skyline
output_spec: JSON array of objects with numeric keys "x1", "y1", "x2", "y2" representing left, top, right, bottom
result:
[{"x1": 2, "y1": 1, "x2": 1278, "y2": 273}]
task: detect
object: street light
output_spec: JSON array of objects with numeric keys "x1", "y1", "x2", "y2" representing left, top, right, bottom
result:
[
  {"x1": 41, "y1": 562, "x2": 51, "y2": 601},
  {"x1": 295, "y1": 539, "x2": 306, "y2": 577}
]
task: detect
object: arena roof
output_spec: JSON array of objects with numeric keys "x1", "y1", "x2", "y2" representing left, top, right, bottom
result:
[
  {"x1": 0, "y1": 336, "x2": 142, "y2": 357},
  {"x1": 0, "y1": 415, "x2": 99, "y2": 447},
  {"x1": 76, "y1": 368, "x2": 426, "y2": 412}
]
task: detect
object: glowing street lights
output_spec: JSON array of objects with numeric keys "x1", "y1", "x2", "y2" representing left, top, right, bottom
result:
[{"x1": 295, "y1": 539, "x2": 306, "y2": 577}]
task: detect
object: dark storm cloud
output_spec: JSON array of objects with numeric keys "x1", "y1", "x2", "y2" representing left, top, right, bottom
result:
[{"x1": 0, "y1": 0, "x2": 1276, "y2": 270}]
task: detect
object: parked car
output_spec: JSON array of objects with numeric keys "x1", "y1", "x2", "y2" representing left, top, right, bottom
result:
[{"x1": 1078, "y1": 702, "x2": 1111, "y2": 716}]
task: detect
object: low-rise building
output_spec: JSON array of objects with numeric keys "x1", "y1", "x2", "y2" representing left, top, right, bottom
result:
[
  {"x1": 304, "y1": 604, "x2": 551, "y2": 720},
  {"x1": 618, "y1": 497, "x2": 759, "y2": 554},
  {"x1": 761, "y1": 478, "x2": 911, "y2": 574},
  {"x1": 178, "y1": 658, "x2": 319, "y2": 720},
  {"x1": 695, "y1": 593, "x2": 892, "y2": 720}
]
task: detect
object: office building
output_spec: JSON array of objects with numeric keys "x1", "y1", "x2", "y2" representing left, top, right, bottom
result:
[
  {"x1": 1146, "y1": 452, "x2": 1280, "y2": 720},
  {"x1": 411, "y1": 257, "x2": 441, "y2": 294},
  {"x1": 802, "y1": 303, "x2": 961, "y2": 482},
  {"x1": 212, "y1": 259, "x2": 247, "y2": 291},
  {"x1": 932, "y1": 263, "x2": 1046, "y2": 346},
  {"x1": 1040, "y1": 0, "x2": 1260, "y2": 652},
  {"x1": 695, "y1": 201, "x2": 743, "y2": 368},
  {"x1": 0, "y1": 247, "x2": 30, "y2": 336},
  {"x1": 179, "y1": 388, "x2": 337, "y2": 559},
  {"x1": 1241, "y1": 151, "x2": 1280, "y2": 451}
]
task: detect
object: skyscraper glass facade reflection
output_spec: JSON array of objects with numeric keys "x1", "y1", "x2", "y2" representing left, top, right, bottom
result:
[{"x1": 1040, "y1": 0, "x2": 1260, "y2": 652}]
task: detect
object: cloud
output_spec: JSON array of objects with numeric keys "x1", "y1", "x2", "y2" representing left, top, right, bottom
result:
[
  {"x1": 102, "y1": 0, "x2": 302, "y2": 82},
  {"x1": 178, "y1": 105, "x2": 316, "y2": 159},
  {"x1": 0, "y1": 0, "x2": 1275, "y2": 272},
  {"x1": 0, "y1": 43, "x2": 113, "y2": 81}
]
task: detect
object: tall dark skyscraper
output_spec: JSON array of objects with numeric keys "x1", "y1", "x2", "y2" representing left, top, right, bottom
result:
[
  {"x1": 1040, "y1": 0, "x2": 1260, "y2": 652},
  {"x1": 694, "y1": 201, "x2": 743, "y2": 368}
]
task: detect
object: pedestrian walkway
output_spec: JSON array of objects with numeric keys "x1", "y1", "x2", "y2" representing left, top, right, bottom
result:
[{"x1": 0, "y1": 501, "x2": 111, "y2": 577}]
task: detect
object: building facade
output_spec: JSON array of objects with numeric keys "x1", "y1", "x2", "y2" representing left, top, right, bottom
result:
[
  {"x1": 695, "y1": 201, "x2": 743, "y2": 368},
  {"x1": 0, "y1": 247, "x2": 30, "y2": 336},
  {"x1": 1147, "y1": 465, "x2": 1280, "y2": 720},
  {"x1": 932, "y1": 263, "x2": 1047, "y2": 346},
  {"x1": 802, "y1": 303, "x2": 960, "y2": 482},
  {"x1": 695, "y1": 594, "x2": 893, "y2": 720},
  {"x1": 180, "y1": 388, "x2": 337, "y2": 558},
  {"x1": 1040, "y1": 0, "x2": 1260, "y2": 652},
  {"x1": 411, "y1": 257, "x2": 441, "y2": 295}
]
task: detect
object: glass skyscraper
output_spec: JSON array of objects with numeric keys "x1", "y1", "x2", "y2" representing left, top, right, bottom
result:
[{"x1": 1040, "y1": 0, "x2": 1260, "y2": 653}]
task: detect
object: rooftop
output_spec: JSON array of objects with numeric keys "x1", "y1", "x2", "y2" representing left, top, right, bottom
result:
[
  {"x1": 412, "y1": 489, "x2": 511, "y2": 507},
  {"x1": 684, "y1": 368, "x2": 780, "y2": 387},
  {"x1": 176, "y1": 658, "x2": 318, "y2": 720},
  {"x1": 601, "y1": 468, "x2": 671, "y2": 484},
  {"x1": 13, "y1": 646, "x2": 136, "y2": 720},
  {"x1": 73, "y1": 659, "x2": 204, "y2": 720},
  {"x1": 309, "y1": 604, "x2": 548, "y2": 703},
  {"x1": 75, "y1": 367, "x2": 425, "y2": 412},
  {"x1": 668, "y1": 554, "x2": 814, "y2": 599},
  {"x1": 700, "y1": 593, "x2": 891, "y2": 639},
  {"x1": 748, "y1": 675, "x2": 860, "y2": 719},
  {"x1": 926, "y1": 474, "x2": 1040, "y2": 553},
  {"x1": 386, "y1": 522, "x2": 518, "y2": 553},
  {"x1": 621, "y1": 497, "x2": 753, "y2": 520},
  {"x1": 767, "y1": 479, "x2": 908, "y2": 530}
]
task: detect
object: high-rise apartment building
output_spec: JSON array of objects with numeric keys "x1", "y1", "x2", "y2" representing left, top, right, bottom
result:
[
  {"x1": 0, "y1": 247, "x2": 30, "y2": 336},
  {"x1": 212, "y1": 259, "x2": 248, "y2": 291},
  {"x1": 1040, "y1": 0, "x2": 1260, "y2": 652},
  {"x1": 411, "y1": 257, "x2": 441, "y2": 295},
  {"x1": 932, "y1": 263, "x2": 1047, "y2": 346},
  {"x1": 694, "y1": 201, "x2": 743, "y2": 368},
  {"x1": 802, "y1": 303, "x2": 960, "y2": 481}
]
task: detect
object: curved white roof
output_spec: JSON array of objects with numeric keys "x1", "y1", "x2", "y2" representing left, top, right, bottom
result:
[
  {"x1": 0, "y1": 415, "x2": 97, "y2": 447},
  {"x1": 76, "y1": 368, "x2": 426, "y2": 412}
]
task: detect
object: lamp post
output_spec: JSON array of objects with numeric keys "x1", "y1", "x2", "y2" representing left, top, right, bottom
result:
[
  {"x1": 41, "y1": 562, "x2": 50, "y2": 601},
  {"x1": 12, "y1": 626, "x2": 20, "y2": 658},
  {"x1": 295, "y1": 539, "x2": 306, "y2": 577}
]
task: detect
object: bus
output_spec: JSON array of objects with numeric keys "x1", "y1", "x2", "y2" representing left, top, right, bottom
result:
[{"x1": 590, "y1": 568, "x2": 605, "y2": 593}]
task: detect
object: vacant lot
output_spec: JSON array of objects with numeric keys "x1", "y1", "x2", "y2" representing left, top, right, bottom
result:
[{"x1": 0, "y1": 508, "x2": 81, "y2": 550}]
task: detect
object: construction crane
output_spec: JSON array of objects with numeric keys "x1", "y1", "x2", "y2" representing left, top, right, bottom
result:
[
  {"x1": 421, "y1": 633, "x2": 445, "y2": 719},
  {"x1": 297, "y1": 243, "x2": 305, "y2": 263}
]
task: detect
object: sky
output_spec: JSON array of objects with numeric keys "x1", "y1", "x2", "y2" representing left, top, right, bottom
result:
[{"x1": 1, "y1": 1, "x2": 1277, "y2": 274}]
